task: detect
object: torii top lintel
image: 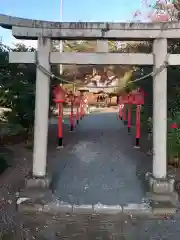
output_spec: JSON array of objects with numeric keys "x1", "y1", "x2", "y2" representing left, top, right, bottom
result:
[{"x1": 1, "y1": 14, "x2": 180, "y2": 40}]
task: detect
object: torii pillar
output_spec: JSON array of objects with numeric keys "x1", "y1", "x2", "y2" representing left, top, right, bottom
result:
[
  {"x1": 25, "y1": 37, "x2": 52, "y2": 192},
  {"x1": 146, "y1": 38, "x2": 177, "y2": 203}
]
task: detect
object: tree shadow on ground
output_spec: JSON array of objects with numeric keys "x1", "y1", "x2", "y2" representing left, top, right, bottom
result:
[{"x1": 0, "y1": 146, "x2": 13, "y2": 175}]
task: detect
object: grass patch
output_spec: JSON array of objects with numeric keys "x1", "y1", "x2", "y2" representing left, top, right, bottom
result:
[{"x1": 1, "y1": 232, "x2": 16, "y2": 240}]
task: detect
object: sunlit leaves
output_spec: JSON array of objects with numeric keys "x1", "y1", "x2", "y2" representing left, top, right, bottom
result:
[{"x1": 133, "y1": 0, "x2": 177, "y2": 22}]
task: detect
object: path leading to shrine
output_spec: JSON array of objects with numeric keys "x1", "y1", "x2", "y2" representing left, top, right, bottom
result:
[
  {"x1": 51, "y1": 107, "x2": 149, "y2": 205},
  {"x1": 22, "y1": 108, "x2": 180, "y2": 240},
  {"x1": 3, "y1": 107, "x2": 180, "y2": 239}
]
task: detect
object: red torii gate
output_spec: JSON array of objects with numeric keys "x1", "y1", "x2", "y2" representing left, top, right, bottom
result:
[{"x1": 119, "y1": 88, "x2": 145, "y2": 147}]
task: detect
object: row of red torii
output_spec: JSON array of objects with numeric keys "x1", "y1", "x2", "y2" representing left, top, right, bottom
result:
[
  {"x1": 0, "y1": 14, "x2": 179, "y2": 204},
  {"x1": 53, "y1": 86, "x2": 88, "y2": 147},
  {"x1": 54, "y1": 84, "x2": 144, "y2": 149}
]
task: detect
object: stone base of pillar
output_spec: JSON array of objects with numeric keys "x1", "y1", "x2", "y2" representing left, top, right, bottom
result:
[
  {"x1": 17, "y1": 173, "x2": 52, "y2": 200},
  {"x1": 25, "y1": 174, "x2": 51, "y2": 189},
  {"x1": 145, "y1": 172, "x2": 178, "y2": 209},
  {"x1": 146, "y1": 172, "x2": 175, "y2": 193}
]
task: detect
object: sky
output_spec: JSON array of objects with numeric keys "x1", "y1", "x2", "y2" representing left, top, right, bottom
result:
[{"x1": 0, "y1": 0, "x2": 145, "y2": 48}]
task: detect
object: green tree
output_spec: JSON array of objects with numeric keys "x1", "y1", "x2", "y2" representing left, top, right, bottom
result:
[
  {"x1": 131, "y1": 0, "x2": 180, "y2": 164},
  {"x1": 0, "y1": 43, "x2": 60, "y2": 136},
  {"x1": 0, "y1": 43, "x2": 36, "y2": 134}
]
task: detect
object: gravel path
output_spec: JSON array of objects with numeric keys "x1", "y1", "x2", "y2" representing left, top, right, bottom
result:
[
  {"x1": 20, "y1": 110, "x2": 180, "y2": 239},
  {"x1": 2, "y1": 108, "x2": 180, "y2": 239},
  {"x1": 54, "y1": 111, "x2": 146, "y2": 205}
]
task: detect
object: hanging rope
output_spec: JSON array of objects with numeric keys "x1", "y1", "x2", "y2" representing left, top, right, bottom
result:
[{"x1": 35, "y1": 57, "x2": 168, "y2": 89}]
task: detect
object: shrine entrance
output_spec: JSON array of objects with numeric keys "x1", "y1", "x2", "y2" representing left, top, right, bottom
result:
[{"x1": 0, "y1": 14, "x2": 179, "y2": 220}]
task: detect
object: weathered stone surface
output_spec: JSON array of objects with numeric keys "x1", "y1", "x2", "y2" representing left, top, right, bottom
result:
[
  {"x1": 25, "y1": 175, "x2": 52, "y2": 189},
  {"x1": 151, "y1": 201, "x2": 177, "y2": 215},
  {"x1": 146, "y1": 192, "x2": 178, "y2": 204},
  {"x1": 43, "y1": 203, "x2": 73, "y2": 213},
  {"x1": 1, "y1": 14, "x2": 180, "y2": 39},
  {"x1": 9, "y1": 51, "x2": 154, "y2": 65},
  {"x1": 73, "y1": 204, "x2": 93, "y2": 213},
  {"x1": 18, "y1": 202, "x2": 44, "y2": 213},
  {"x1": 149, "y1": 176, "x2": 175, "y2": 194},
  {"x1": 93, "y1": 204, "x2": 122, "y2": 214},
  {"x1": 123, "y1": 203, "x2": 152, "y2": 215},
  {"x1": 0, "y1": 14, "x2": 179, "y2": 29}
]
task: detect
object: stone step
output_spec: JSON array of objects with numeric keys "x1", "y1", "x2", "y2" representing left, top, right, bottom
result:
[
  {"x1": 151, "y1": 201, "x2": 177, "y2": 215},
  {"x1": 25, "y1": 175, "x2": 52, "y2": 188},
  {"x1": 18, "y1": 188, "x2": 52, "y2": 201},
  {"x1": 18, "y1": 200, "x2": 44, "y2": 213},
  {"x1": 146, "y1": 191, "x2": 178, "y2": 204}
]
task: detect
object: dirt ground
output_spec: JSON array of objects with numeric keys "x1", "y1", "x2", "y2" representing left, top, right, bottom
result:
[
  {"x1": 19, "y1": 109, "x2": 180, "y2": 239},
  {"x1": 0, "y1": 107, "x2": 180, "y2": 239}
]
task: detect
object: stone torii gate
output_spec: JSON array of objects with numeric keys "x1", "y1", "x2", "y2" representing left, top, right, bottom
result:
[{"x1": 0, "y1": 14, "x2": 179, "y2": 205}]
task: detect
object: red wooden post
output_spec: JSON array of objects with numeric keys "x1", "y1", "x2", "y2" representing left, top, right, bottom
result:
[
  {"x1": 118, "y1": 96, "x2": 123, "y2": 120},
  {"x1": 123, "y1": 104, "x2": 126, "y2": 123},
  {"x1": 58, "y1": 103, "x2": 63, "y2": 147},
  {"x1": 122, "y1": 94, "x2": 129, "y2": 125},
  {"x1": 135, "y1": 104, "x2": 141, "y2": 147},
  {"x1": 80, "y1": 96, "x2": 84, "y2": 120},
  {"x1": 69, "y1": 93, "x2": 75, "y2": 132},
  {"x1": 53, "y1": 86, "x2": 66, "y2": 147},
  {"x1": 128, "y1": 104, "x2": 131, "y2": 132},
  {"x1": 127, "y1": 94, "x2": 133, "y2": 133},
  {"x1": 131, "y1": 90, "x2": 144, "y2": 148},
  {"x1": 76, "y1": 106, "x2": 79, "y2": 124},
  {"x1": 74, "y1": 96, "x2": 81, "y2": 124}
]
